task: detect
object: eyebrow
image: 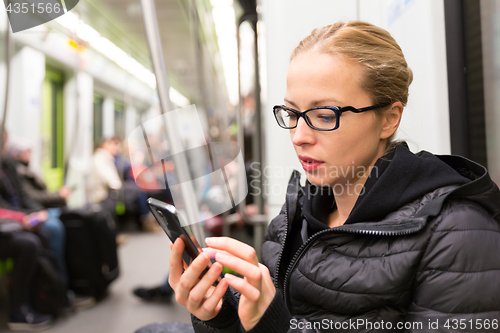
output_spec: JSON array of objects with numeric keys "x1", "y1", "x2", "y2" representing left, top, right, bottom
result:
[{"x1": 284, "y1": 98, "x2": 343, "y2": 109}]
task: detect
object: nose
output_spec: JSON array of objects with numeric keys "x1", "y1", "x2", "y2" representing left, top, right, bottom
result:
[{"x1": 291, "y1": 116, "x2": 315, "y2": 146}]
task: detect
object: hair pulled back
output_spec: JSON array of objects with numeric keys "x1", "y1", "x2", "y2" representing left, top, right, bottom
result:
[{"x1": 291, "y1": 21, "x2": 413, "y2": 108}]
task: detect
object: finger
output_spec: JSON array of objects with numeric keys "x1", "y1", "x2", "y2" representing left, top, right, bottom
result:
[
  {"x1": 202, "y1": 247, "x2": 231, "y2": 259},
  {"x1": 187, "y1": 262, "x2": 223, "y2": 310},
  {"x1": 258, "y1": 263, "x2": 271, "y2": 277},
  {"x1": 201, "y1": 278, "x2": 229, "y2": 314},
  {"x1": 215, "y1": 252, "x2": 262, "y2": 287},
  {"x1": 176, "y1": 251, "x2": 211, "y2": 303},
  {"x1": 224, "y1": 273, "x2": 260, "y2": 302},
  {"x1": 169, "y1": 238, "x2": 185, "y2": 287},
  {"x1": 205, "y1": 237, "x2": 259, "y2": 266}
]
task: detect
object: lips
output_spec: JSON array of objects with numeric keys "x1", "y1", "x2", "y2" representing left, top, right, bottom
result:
[{"x1": 298, "y1": 155, "x2": 324, "y2": 172}]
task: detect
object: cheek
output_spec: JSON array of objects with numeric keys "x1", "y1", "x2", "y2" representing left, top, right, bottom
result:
[
  {"x1": 341, "y1": 114, "x2": 381, "y2": 141},
  {"x1": 324, "y1": 118, "x2": 381, "y2": 162}
]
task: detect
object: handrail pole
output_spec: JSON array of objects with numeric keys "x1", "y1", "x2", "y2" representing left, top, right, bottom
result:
[{"x1": 140, "y1": 0, "x2": 205, "y2": 243}]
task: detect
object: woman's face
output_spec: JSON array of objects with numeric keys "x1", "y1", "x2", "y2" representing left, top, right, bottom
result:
[{"x1": 285, "y1": 51, "x2": 389, "y2": 189}]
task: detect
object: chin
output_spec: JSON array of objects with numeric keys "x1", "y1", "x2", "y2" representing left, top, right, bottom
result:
[{"x1": 305, "y1": 173, "x2": 334, "y2": 188}]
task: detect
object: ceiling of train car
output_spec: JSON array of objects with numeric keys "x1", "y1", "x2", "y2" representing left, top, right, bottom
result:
[{"x1": 87, "y1": 0, "x2": 206, "y2": 104}]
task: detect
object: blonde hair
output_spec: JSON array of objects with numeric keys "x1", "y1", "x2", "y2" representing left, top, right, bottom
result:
[{"x1": 291, "y1": 21, "x2": 413, "y2": 148}]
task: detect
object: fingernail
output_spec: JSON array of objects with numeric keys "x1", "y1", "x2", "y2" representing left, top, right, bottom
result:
[
  {"x1": 202, "y1": 249, "x2": 216, "y2": 259},
  {"x1": 205, "y1": 237, "x2": 216, "y2": 245}
]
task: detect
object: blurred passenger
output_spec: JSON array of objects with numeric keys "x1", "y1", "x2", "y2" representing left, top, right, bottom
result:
[
  {"x1": 0, "y1": 222, "x2": 53, "y2": 331},
  {"x1": 0, "y1": 132, "x2": 45, "y2": 214},
  {"x1": 115, "y1": 141, "x2": 161, "y2": 232},
  {"x1": 130, "y1": 159, "x2": 178, "y2": 302},
  {"x1": 9, "y1": 141, "x2": 71, "y2": 208},
  {"x1": 8, "y1": 141, "x2": 71, "y2": 282},
  {"x1": 0, "y1": 130, "x2": 68, "y2": 284},
  {"x1": 89, "y1": 136, "x2": 122, "y2": 204},
  {"x1": 89, "y1": 137, "x2": 122, "y2": 209}
]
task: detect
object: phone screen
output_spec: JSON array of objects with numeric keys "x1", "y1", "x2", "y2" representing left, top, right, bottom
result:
[{"x1": 29, "y1": 216, "x2": 40, "y2": 227}]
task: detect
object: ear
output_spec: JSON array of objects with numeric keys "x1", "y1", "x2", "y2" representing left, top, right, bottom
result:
[{"x1": 380, "y1": 101, "x2": 403, "y2": 139}]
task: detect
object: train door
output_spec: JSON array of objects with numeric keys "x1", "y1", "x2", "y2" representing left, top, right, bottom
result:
[
  {"x1": 114, "y1": 101, "x2": 125, "y2": 140},
  {"x1": 42, "y1": 67, "x2": 64, "y2": 191},
  {"x1": 93, "y1": 94, "x2": 104, "y2": 148}
]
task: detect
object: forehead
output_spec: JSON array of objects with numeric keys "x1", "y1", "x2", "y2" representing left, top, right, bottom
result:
[{"x1": 285, "y1": 51, "x2": 367, "y2": 107}]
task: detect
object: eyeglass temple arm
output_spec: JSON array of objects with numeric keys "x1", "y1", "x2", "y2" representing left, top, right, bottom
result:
[{"x1": 340, "y1": 103, "x2": 390, "y2": 113}]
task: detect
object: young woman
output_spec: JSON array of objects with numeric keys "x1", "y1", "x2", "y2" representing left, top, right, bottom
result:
[{"x1": 168, "y1": 21, "x2": 500, "y2": 332}]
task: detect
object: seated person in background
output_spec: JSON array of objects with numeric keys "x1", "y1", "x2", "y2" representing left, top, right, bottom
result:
[
  {"x1": 115, "y1": 141, "x2": 161, "y2": 232},
  {"x1": 88, "y1": 137, "x2": 122, "y2": 212},
  {"x1": 0, "y1": 133, "x2": 45, "y2": 215},
  {"x1": 0, "y1": 209, "x2": 53, "y2": 331},
  {"x1": 0, "y1": 129, "x2": 68, "y2": 284},
  {"x1": 9, "y1": 140, "x2": 71, "y2": 209}
]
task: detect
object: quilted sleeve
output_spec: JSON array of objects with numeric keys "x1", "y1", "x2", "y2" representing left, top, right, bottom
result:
[{"x1": 405, "y1": 201, "x2": 500, "y2": 332}]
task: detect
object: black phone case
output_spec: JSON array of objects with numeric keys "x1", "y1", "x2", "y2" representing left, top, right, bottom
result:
[{"x1": 146, "y1": 198, "x2": 219, "y2": 284}]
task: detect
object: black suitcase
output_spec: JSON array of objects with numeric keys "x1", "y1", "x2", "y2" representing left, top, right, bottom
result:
[{"x1": 60, "y1": 204, "x2": 119, "y2": 300}]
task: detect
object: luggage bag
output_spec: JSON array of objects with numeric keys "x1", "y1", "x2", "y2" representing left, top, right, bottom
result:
[{"x1": 60, "y1": 204, "x2": 119, "y2": 300}]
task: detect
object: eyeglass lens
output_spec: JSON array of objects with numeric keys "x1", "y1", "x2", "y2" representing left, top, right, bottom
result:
[{"x1": 276, "y1": 107, "x2": 337, "y2": 130}]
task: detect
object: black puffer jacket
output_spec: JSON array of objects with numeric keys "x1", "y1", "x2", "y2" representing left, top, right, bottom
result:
[
  {"x1": 0, "y1": 157, "x2": 43, "y2": 213},
  {"x1": 16, "y1": 161, "x2": 67, "y2": 208},
  {"x1": 192, "y1": 144, "x2": 500, "y2": 332}
]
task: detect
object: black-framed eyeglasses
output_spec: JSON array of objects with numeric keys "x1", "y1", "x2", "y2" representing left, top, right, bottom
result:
[{"x1": 273, "y1": 103, "x2": 390, "y2": 131}]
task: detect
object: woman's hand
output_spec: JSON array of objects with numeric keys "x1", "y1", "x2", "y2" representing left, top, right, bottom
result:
[
  {"x1": 168, "y1": 238, "x2": 229, "y2": 321},
  {"x1": 21, "y1": 211, "x2": 47, "y2": 231},
  {"x1": 58, "y1": 186, "x2": 72, "y2": 199},
  {"x1": 21, "y1": 214, "x2": 34, "y2": 231},
  {"x1": 206, "y1": 237, "x2": 276, "y2": 331}
]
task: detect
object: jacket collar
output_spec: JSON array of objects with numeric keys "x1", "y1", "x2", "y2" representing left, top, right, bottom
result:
[
  {"x1": 438, "y1": 154, "x2": 500, "y2": 222},
  {"x1": 285, "y1": 145, "x2": 500, "y2": 233}
]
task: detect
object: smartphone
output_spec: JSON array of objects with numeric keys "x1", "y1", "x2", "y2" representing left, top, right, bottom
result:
[
  {"x1": 29, "y1": 216, "x2": 41, "y2": 227},
  {"x1": 147, "y1": 198, "x2": 220, "y2": 284}
]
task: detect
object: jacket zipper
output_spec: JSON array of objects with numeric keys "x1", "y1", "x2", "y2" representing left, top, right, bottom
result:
[
  {"x1": 281, "y1": 224, "x2": 425, "y2": 312},
  {"x1": 273, "y1": 201, "x2": 289, "y2": 291}
]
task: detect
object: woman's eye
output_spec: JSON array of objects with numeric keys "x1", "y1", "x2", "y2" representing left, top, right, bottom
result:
[{"x1": 316, "y1": 114, "x2": 335, "y2": 123}]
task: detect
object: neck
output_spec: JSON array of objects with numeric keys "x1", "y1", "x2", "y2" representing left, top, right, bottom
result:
[
  {"x1": 327, "y1": 143, "x2": 388, "y2": 228},
  {"x1": 327, "y1": 176, "x2": 367, "y2": 228}
]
